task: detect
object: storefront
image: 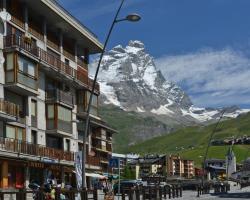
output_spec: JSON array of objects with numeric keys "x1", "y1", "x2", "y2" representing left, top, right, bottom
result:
[
  {"x1": 0, "y1": 159, "x2": 26, "y2": 189},
  {"x1": 0, "y1": 159, "x2": 76, "y2": 189}
]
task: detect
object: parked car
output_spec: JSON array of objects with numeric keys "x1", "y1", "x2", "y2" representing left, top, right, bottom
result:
[{"x1": 113, "y1": 180, "x2": 140, "y2": 195}]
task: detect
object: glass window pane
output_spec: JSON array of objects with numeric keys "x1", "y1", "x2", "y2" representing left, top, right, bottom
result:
[
  {"x1": 6, "y1": 125, "x2": 15, "y2": 139},
  {"x1": 31, "y1": 100, "x2": 36, "y2": 116},
  {"x1": 47, "y1": 105, "x2": 54, "y2": 119},
  {"x1": 18, "y1": 56, "x2": 36, "y2": 77},
  {"x1": 6, "y1": 53, "x2": 14, "y2": 70},
  {"x1": 58, "y1": 106, "x2": 71, "y2": 122},
  {"x1": 17, "y1": 128, "x2": 23, "y2": 141}
]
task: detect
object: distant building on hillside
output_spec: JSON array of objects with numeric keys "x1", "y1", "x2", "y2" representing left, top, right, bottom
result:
[
  {"x1": 129, "y1": 154, "x2": 167, "y2": 179},
  {"x1": 111, "y1": 153, "x2": 140, "y2": 176},
  {"x1": 167, "y1": 154, "x2": 194, "y2": 178},
  {"x1": 204, "y1": 159, "x2": 226, "y2": 180}
]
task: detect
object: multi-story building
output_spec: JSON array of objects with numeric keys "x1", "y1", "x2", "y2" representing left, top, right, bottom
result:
[
  {"x1": 0, "y1": 0, "x2": 115, "y2": 190},
  {"x1": 167, "y1": 155, "x2": 194, "y2": 178},
  {"x1": 129, "y1": 155, "x2": 167, "y2": 179}
]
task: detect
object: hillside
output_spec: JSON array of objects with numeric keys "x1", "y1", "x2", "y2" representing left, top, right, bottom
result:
[
  {"x1": 124, "y1": 112, "x2": 250, "y2": 167},
  {"x1": 99, "y1": 105, "x2": 179, "y2": 152}
]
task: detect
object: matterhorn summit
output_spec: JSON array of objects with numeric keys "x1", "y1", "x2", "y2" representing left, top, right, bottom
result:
[{"x1": 91, "y1": 40, "x2": 250, "y2": 124}]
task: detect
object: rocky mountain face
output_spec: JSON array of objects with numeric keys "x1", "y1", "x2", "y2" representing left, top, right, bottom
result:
[{"x1": 92, "y1": 40, "x2": 250, "y2": 127}]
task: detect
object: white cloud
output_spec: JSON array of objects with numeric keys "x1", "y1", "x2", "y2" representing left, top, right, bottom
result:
[{"x1": 155, "y1": 48, "x2": 250, "y2": 108}]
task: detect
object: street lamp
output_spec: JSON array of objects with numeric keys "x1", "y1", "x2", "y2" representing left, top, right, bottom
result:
[{"x1": 81, "y1": 0, "x2": 141, "y2": 190}]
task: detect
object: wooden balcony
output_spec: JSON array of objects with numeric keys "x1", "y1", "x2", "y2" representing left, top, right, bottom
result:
[
  {"x1": 0, "y1": 137, "x2": 74, "y2": 162},
  {"x1": 47, "y1": 39, "x2": 60, "y2": 52},
  {"x1": 28, "y1": 26, "x2": 43, "y2": 41},
  {"x1": 86, "y1": 155, "x2": 100, "y2": 166},
  {"x1": 4, "y1": 35, "x2": 100, "y2": 94},
  {"x1": 10, "y1": 15, "x2": 25, "y2": 29},
  {"x1": 63, "y1": 49, "x2": 75, "y2": 61},
  {"x1": 0, "y1": 99, "x2": 19, "y2": 118},
  {"x1": 46, "y1": 89, "x2": 73, "y2": 107},
  {"x1": 77, "y1": 58, "x2": 88, "y2": 70}
]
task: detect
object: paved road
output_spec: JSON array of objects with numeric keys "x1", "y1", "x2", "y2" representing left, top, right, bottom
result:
[{"x1": 98, "y1": 182, "x2": 250, "y2": 200}]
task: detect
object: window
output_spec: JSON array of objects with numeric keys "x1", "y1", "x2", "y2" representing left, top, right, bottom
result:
[
  {"x1": 65, "y1": 58, "x2": 69, "y2": 66},
  {"x1": 31, "y1": 130, "x2": 37, "y2": 144},
  {"x1": 46, "y1": 104, "x2": 72, "y2": 133},
  {"x1": 6, "y1": 53, "x2": 14, "y2": 70},
  {"x1": 47, "y1": 105, "x2": 54, "y2": 119},
  {"x1": 6, "y1": 125, "x2": 25, "y2": 141},
  {"x1": 65, "y1": 139, "x2": 70, "y2": 152},
  {"x1": 46, "y1": 135, "x2": 62, "y2": 149},
  {"x1": 18, "y1": 56, "x2": 36, "y2": 77},
  {"x1": 58, "y1": 106, "x2": 71, "y2": 122},
  {"x1": 6, "y1": 125, "x2": 15, "y2": 139},
  {"x1": 77, "y1": 91, "x2": 98, "y2": 116},
  {"x1": 31, "y1": 100, "x2": 37, "y2": 117}
]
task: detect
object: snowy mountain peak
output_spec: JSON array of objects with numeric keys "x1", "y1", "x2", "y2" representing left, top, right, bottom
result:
[
  {"x1": 128, "y1": 40, "x2": 145, "y2": 49},
  {"x1": 92, "y1": 41, "x2": 249, "y2": 124}
]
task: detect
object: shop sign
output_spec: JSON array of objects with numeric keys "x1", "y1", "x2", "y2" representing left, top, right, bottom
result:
[
  {"x1": 41, "y1": 158, "x2": 58, "y2": 163},
  {"x1": 29, "y1": 161, "x2": 44, "y2": 168}
]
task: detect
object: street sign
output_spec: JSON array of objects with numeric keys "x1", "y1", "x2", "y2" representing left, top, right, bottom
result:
[{"x1": 109, "y1": 158, "x2": 119, "y2": 168}]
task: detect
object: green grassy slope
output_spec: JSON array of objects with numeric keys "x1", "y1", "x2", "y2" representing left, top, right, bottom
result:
[
  {"x1": 99, "y1": 105, "x2": 171, "y2": 152},
  {"x1": 126, "y1": 112, "x2": 250, "y2": 167}
]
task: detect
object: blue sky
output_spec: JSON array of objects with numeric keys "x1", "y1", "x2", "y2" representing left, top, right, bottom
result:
[{"x1": 59, "y1": 0, "x2": 250, "y2": 108}]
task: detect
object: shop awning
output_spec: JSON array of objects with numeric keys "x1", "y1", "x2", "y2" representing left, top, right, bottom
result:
[{"x1": 85, "y1": 173, "x2": 107, "y2": 179}]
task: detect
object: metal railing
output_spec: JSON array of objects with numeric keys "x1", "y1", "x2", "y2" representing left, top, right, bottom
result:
[
  {"x1": 0, "y1": 99, "x2": 19, "y2": 118},
  {"x1": 4, "y1": 34, "x2": 100, "y2": 93},
  {"x1": 0, "y1": 137, "x2": 74, "y2": 161}
]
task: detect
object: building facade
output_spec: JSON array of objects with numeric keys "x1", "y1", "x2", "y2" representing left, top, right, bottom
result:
[
  {"x1": 129, "y1": 155, "x2": 167, "y2": 179},
  {"x1": 0, "y1": 0, "x2": 115, "y2": 190},
  {"x1": 167, "y1": 155, "x2": 194, "y2": 178}
]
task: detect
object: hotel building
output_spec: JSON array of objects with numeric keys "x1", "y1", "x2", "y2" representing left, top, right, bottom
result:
[{"x1": 0, "y1": 0, "x2": 115, "y2": 190}]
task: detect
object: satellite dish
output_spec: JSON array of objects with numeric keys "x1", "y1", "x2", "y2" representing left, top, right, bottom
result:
[{"x1": 0, "y1": 11, "x2": 11, "y2": 22}]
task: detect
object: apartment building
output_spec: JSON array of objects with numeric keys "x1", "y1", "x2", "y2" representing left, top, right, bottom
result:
[
  {"x1": 129, "y1": 155, "x2": 167, "y2": 179},
  {"x1": 0, "y1": 0, "x2": 115, "y2": 190},
  {"x1": 167, "y1": 155, "x2": 194, "y2": 179}
]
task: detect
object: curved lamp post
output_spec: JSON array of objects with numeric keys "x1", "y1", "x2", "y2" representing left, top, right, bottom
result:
[{"x1": 81, "y1": 0, "x2": 141, "y2": 189}]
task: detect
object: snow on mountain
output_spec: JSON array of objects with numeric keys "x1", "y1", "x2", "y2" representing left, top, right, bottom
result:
[{"x1": 91, "y1": 40, "x2": 250, "y2": 123}]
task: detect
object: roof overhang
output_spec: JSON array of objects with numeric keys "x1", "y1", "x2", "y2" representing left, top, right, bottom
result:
[{"x1": 20, "y1": 0, "x2": 103, "y2": 54}]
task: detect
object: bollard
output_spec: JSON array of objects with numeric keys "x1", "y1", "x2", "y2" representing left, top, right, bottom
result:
[
  {"x1": 196, "y1": 186, "x2": 200, "y2": 197},
  {"x1": 128, "y1": 188, "x2": 134, "y2": 200},
  {"x1": 142, "y1": 187, "x2": 146, "y2": 200},
  {"x1": 163, "y1": 186, "x2": 167, "y2": 199},
  {"x1": 122, "y1": 192, "x2": 126, "y2": 200},
  {"x1": 159, "y1": 187, "x2": 163, "y2": 200},
  {"x1": 180, "y1": 186, "x2": 182, "y2": 197},
  {"x1": 135, "y1": 187, "x2": 140, "y2": 200},
  {"x1": 176, "y1": 186, "x2": 179, "y2": 198},
  {"x1": 172, "y1": 186, "x2": 175, "y2": 198},
  {"x1": 93, "y1": 189, "x2": 98, "y2": 200}
]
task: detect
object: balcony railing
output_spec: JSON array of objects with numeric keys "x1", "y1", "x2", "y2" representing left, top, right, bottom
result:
[
  {"x1": 77, "y1": 58, "x2": 88, "y2": 70},
  {"x1": 4, "y1": 35, "x2": 100, "y2": 93},
  {"x1": 63, "y1": 49, "x2": 75, "y2": 61},
  {"x1": 86, "y1": 155, "x2": 100, "y2": 166},
  {"x1": 0, "y1": 137, "x2": 74, "y2": 161},
  {"x1": 47, "y1": 39, "x2": 60, "y2": 52},
  {"x1": 10, "y1": 15, "x2": 25, "y2": 29},
  {"x1": 46, "y1": 89, "x2": 73, "y2": 107},
  {"x1": 0, "y1": 99, "x2": 19, "y2": 118},
  {"x1": 28, "y1": 26, "x2": 43, "y2": 41}
]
